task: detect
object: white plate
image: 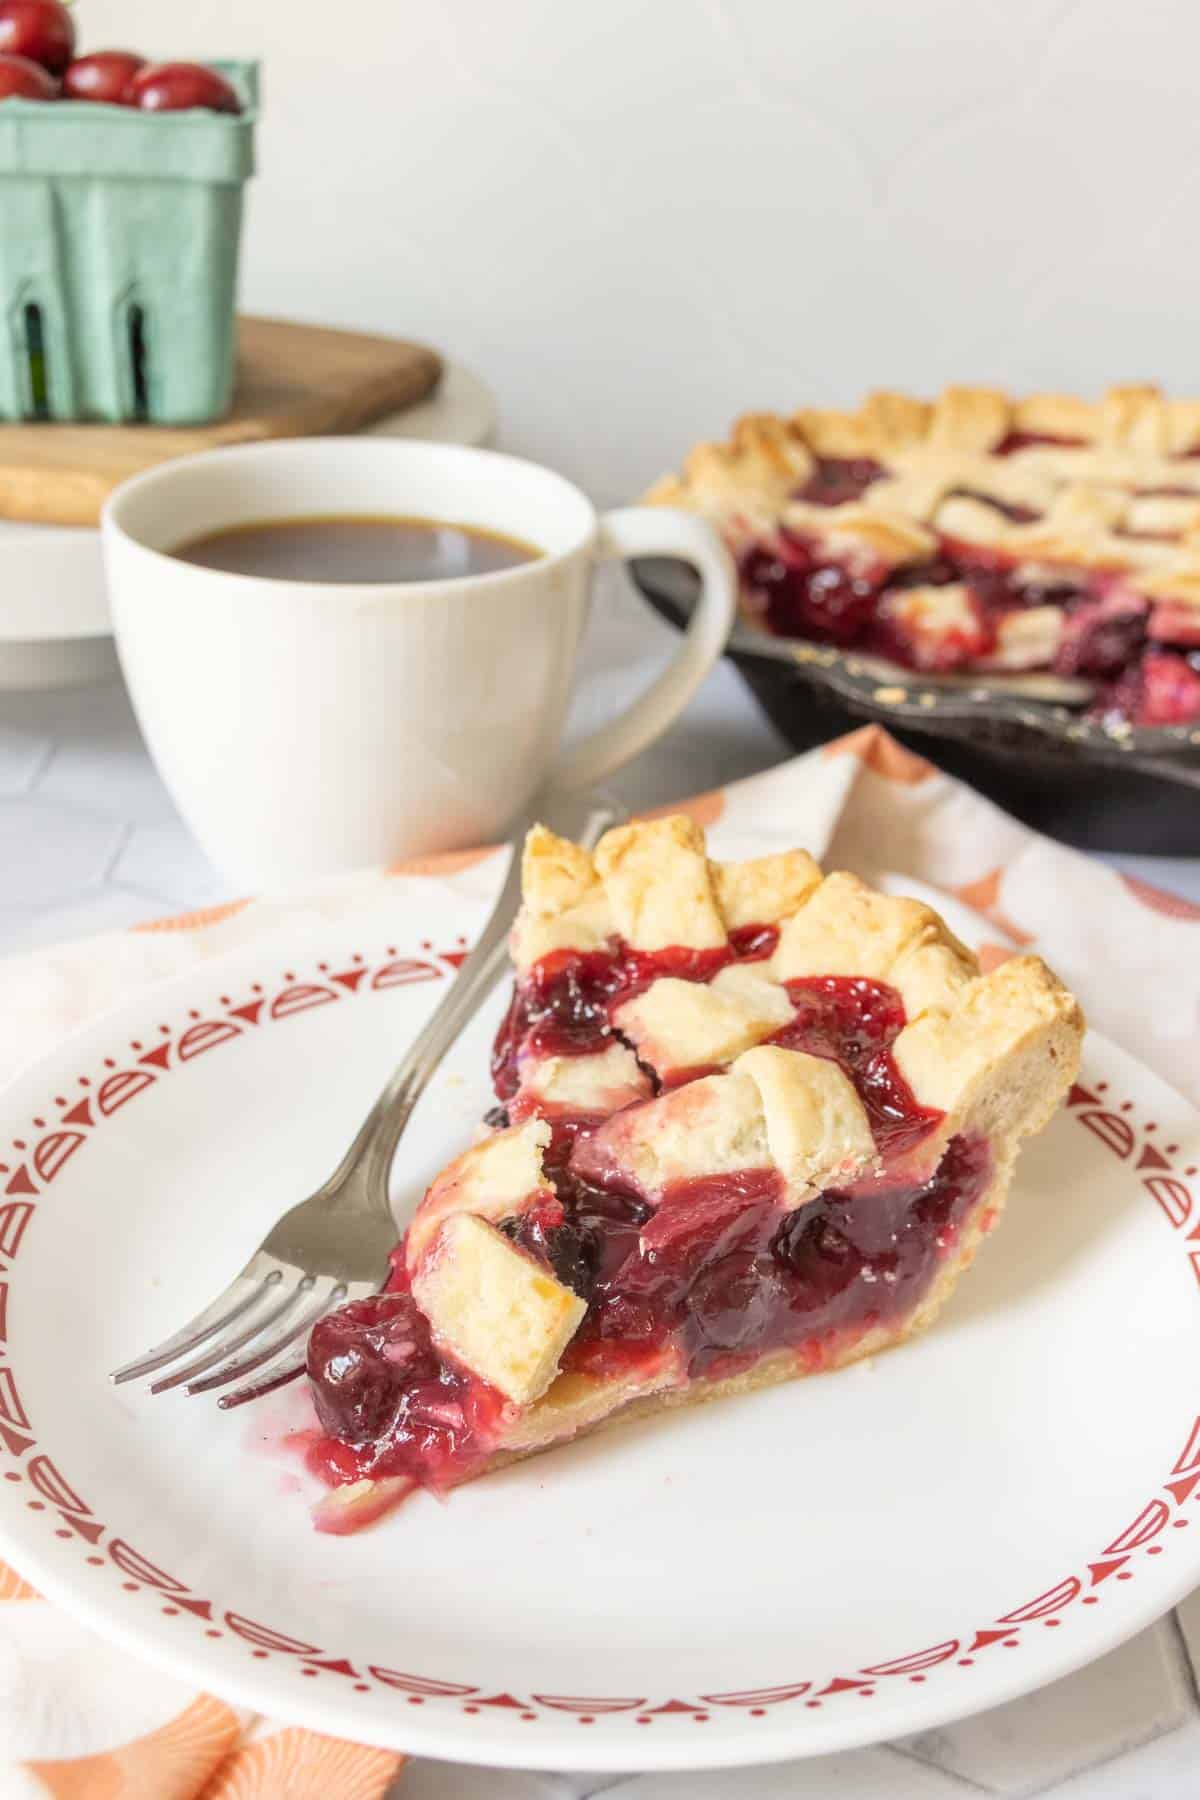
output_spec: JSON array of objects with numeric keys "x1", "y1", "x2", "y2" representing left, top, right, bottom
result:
[
  {"x1": 0, "y1": 361, "x2": 497, "y2": 691},
  {"x1": 0, "y1": 910, "x2": 1197, "y2": 1773}
]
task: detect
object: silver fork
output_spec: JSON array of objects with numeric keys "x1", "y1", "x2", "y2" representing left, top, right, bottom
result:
[{"x1": 110, "y1": 791, "x2": 625, "y2": 1411}]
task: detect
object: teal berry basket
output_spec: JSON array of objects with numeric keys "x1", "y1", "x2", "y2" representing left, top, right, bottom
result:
[{"x1": 0, "y1": 60, "x2": 258, "y2": 425}]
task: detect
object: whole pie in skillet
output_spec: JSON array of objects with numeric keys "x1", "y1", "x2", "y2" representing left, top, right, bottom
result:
[
  {"x1": 645, "y1": 385, "x2": 1200, "y2": 727},
  {"x1": 305, "y1": 817, "x2": 1083, "y2": 1530}
]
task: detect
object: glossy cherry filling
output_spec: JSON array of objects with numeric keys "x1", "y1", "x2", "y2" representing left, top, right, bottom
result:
[
  {"x1": 305, "y1": 1283, "x2": 509, "y2": 1499},
  {"x1": 555, "y1": 1132, "x2": 990, "y2": 1382},
  {"x1": 795, "y1": 456, "x2": 887, "y2": 507},
  {"x1": 735, "y1": 462, "x2": 1200, "y2": 724},
  {"x1": 768, "y1": 976, "x2": 941, "y2": 1157},
  {"x1": 305, "y1": 1129, "x2": 992, "y2": 1514},
  {"x1": 491, "y1": 929, "x2": 780, "y2": 1102},
  {"x1": 740, "y1": 536, "x2": 884, "y2": 647}
]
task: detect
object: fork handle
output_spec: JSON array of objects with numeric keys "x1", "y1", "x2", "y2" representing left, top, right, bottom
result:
[{"x1": 328, "y1": 793, "x2": 627, "y2": 1210}]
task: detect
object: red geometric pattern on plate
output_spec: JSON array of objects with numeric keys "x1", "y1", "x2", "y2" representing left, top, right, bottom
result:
[
  {"x1": 368, "y1": 1667, "x2": 478, "y2": 1697},
  {"x1": 97, "y1": 1070, "x2": 156, "y2": 1116},
  {"x1": 1087, "y1": 1556, "x2": 1130, "y2": 1584},
  {"x1": 371, "y1": 959, "x2": 441, "y2": 991},
  {"x1": 0, "y1": 946, "x2": 1195, "y2": 1726},
  {"x1": 0, "y1": 1366, "x2": 31, "y2": 1431},
  {"x1": 225, "y1": 1613, "x2": 322, "y2": 1655},
  {"x1": 1104, "y1": 1500, "x2": 1172, "y2": 1555},
  {"x1": 817, "y1": 1676, "x2": 874, "y2": 1696},
  {"x1": 31, "y1": 1131, "x2": 86, "y2": 1185},
  {"x1": 110, "y1": 1540, "x2": 194, "y2": 1590},
  {"x1": 1171, "y1": 1416, "x2": 1200, "y2": 1476},
  {"x1": 303, "y1": 1656, "x2": 363, "y2": 1679},
  {"x1": 699, "y1": 1681, "x2": 813, "y2": 1705},
  {"x1": 27, "y1": 1455, "x2": 88, "y2": 1513},
  {"x1": 860, "y1": 1642, "x2": 960, "y2": 1676},
  {"x1": 270, "y1": 984, "x2": 339, "y2": 1021},
  {"x1": 1145, "y1": 1174, "x2": 1191, "y2": 1226},
  {"x1": 1076, "y1": 1110, "x2": 1135, "y2": 1159},
  {"x1": 0, "y1": 1201, "x2": 34, "y2": 1258},
  {"x1": 178, "y1": 1021, "x2": 242, "y2": 1061},
  {"x1": 963, "y1": 1628, "x2": 1018, "y2": 1654},
  {"x1": 533, "y1": 1694, "x2": 646, "y2": 1714},
  {"x1": 997, "y1": 1577, "x2": 1081, "y2": 1623},
  {"x1": 107, "y1": 1540, "x2": 214, "y2": 1616}
]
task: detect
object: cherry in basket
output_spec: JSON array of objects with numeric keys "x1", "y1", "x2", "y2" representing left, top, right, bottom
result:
[
  {"x1": 0, "y1": 0, "x2": 73, "y2": 75},
  {"x1": 0, "y1": 48, "x2": 55, "y2": 98},
  {"x1": 62, "y1": 49, "x2": 145, "y2": 104},
  {"x1": 126, "y1": 61, "x2": 241, "y2": 114}
]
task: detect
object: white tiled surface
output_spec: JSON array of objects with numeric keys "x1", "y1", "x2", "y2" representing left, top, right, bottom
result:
[
  {"x1": 4, "y1": 588, "x2": 1200, "y2": 1798},
  {"x1": 897, "y1": 1626, "x2": 1195, "y2": 1798}
]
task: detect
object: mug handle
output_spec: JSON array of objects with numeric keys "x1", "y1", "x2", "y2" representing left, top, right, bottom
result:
[{"x1": 552, "y1": 507, "x2": 738, "y2": 791}]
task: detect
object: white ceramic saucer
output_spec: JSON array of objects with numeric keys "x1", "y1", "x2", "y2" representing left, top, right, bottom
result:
[
  {"x1": 0, "y1": 895, "x2": 1195, "y2": 1772},
  {"x1": 0, "y1": 360, "x2": 497, "y2": 691}
]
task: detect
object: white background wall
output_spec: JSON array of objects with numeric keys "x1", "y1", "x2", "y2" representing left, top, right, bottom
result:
[{"x1": 92, "y1": 0, "x2": 1198, "y2": 502}]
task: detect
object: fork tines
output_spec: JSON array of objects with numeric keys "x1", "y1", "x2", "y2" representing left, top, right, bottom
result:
[{"x1": 111, "y1": 1265, "x2": 348, "y2": 1410}]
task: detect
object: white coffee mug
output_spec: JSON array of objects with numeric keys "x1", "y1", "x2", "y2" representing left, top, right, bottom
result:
[{"x1": 102, "y1": 438, "x2": 736, "y2": 887}]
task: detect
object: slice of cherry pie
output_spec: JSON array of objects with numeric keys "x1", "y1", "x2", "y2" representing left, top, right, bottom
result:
[
  {"x1": 305, "y1": 817, "x2": 1083, "y2": 1531},
  {"x1": 645, "y1": 384, "x2": 1200, "y2": 726}
]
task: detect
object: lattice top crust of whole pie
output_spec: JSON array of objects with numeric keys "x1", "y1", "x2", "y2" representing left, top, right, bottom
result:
[
  {"x1": 304, "y1": 817, "x2": 1084, "y2": 1530},
  {"x1": 644, "y1": 385, "x2": 1200, "y2": 728}
]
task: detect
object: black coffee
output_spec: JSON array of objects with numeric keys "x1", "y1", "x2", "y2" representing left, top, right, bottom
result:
[{"x1": 171, "y1": 514, "x2": 543, "y2": 583}]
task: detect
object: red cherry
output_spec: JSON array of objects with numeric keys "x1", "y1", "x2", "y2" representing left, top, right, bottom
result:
[
  {"x1": 1132, "y1": 651, "x2": 1200, "y2": 727},
  {"x1": 0, "y1": 49, "x2": 56, "y2": 98},
  {"x1": 126, "y1": 61, "x2": 241, "y2": 115},
  {"x1": 0, "y1": 0, "x2": 73, "y2": 75},
  {"x1": 62, "y1": 50, "x2": 145, "y2": 105}
]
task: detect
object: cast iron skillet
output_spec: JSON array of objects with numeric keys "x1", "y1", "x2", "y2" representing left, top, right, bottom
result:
[{"x1": 632, "y1": 558, "x2": 1200, "y2": 855}]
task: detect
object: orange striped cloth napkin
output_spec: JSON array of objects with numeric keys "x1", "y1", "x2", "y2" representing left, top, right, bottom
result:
[{"x1": 0, "y1": 724, "x2": 1196, "y2": 1796}]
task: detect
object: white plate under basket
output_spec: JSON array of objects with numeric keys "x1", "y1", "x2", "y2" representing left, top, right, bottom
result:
[
  {"x1": 0, "y1": 361, "x2": 497, "y2": 691},
  {"x1": 0, "y1": 907, "x2": 1196, "y2": 1772}
]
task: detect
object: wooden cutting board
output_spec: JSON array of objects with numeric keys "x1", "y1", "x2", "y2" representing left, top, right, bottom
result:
[{"x1": 0, "y1": 316, "x2": 443, "y2": 527}]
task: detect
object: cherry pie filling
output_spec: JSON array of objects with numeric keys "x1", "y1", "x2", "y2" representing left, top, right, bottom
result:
[
  {"x1": 306, "y1": 949, "x2": 989, "y2": 1514},
  {"x1": 738, "y1": 449, "x2": 1200, "y2": 725},
  {"x1": 490, "y1": 939, "x2": 741, "y2": 1103}
]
